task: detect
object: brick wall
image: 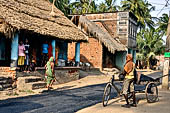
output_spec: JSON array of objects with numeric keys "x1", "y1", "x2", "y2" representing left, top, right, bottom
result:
[
  {"x1": 0, "y1": 67, "x2": 16, "y2": 77},
  {"x1": 85, "y1": 13, "x2": 118, "y2": 38},
  {"x1": 67, "y1": 42, "x2": 76, "y2": 60},
  {"x1": 68, "y1": 38, "x2": 103, "y2": 69}
]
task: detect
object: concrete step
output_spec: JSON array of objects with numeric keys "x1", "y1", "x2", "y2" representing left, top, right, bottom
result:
[
  {"x1": 25, "y1": 77, "x2": 43, "y2": 83},
  {"x1": 2, "y1": 84, "x2": 12, "y2": 89},
  {"x1": 17, "y1": 81, "x2": 46, "y2": 91},
  {"x1": 17, "y1": 77, "x2": 46, "y2": 91},
  {"x1": 31, "y1": 82, "x2": 46, "y2": 90},
  {"x1": 17, "y1": 72, "x2": 43, "y2": 77},
  {"x1": 0, "y1": 77, "x2": 13, "y2": 84}
]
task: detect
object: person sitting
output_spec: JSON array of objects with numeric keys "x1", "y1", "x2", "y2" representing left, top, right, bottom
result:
[{"x1": 121, "y1": 54, "x2": 137, "y2": 108}]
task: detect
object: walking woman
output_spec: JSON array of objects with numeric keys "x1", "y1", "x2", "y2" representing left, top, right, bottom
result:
[
  {"x1": 121, "y1": 54, "x2": 137, "y2": 108},
  {"x1": 45, "y1": 57, "x2": 55, "y2": 90}
]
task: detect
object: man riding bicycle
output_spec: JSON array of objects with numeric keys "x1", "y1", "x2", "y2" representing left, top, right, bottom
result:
[{"x1": 121, "y1": 54, "x2": 137, "y2": 108}]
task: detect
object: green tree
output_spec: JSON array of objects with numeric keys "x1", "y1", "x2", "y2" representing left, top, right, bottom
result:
[
  {"x1": 97, "y1": 0, "x2": 119, "y2": 12},
  {"x1": 69, "y1": 0, "x2": 97, "y2": 14},
  {"x1": 49, "y1": 0, "x2": 70, "y2": 15},
  {"x1": 157, "y1": 13, "x2": 169, "y2": 36},
  {"x1": 137, "y1": 28, "x2": 164, "y2": 55},
  {"x1": 121, "y1": 0, "x2": 155, "y2": 29},
  {"x1": 137, "y1": 28, "x2": 165, "y2": 68}
]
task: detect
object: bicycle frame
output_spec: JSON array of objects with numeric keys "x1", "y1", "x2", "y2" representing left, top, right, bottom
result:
[{"x1": 109, "y1": 75, "x2": 121, "y2": 96}]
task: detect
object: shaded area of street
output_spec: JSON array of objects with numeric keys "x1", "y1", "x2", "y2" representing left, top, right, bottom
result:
[{"x1": 0, "y1": 83, "x2": 106, "y2": 113}]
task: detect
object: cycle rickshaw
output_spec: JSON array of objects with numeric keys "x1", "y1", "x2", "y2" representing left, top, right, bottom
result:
[{"x1": 102, "y1": 73, "x2": 161, "y2": 107}]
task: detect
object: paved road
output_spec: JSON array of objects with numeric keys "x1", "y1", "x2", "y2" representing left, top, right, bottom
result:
[{"x1": 0, "y1": 83, "x2": 106, "y2": 113}]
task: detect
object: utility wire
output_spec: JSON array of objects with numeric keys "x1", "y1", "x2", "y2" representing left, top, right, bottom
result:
[
  {"x1": 149, "y1": 2, "x2": 165, "y2": 6},
  {"x1": 153, "y1": 7, "x2": 170, "y2": 12},
  {"x1": 157, "y1": 0, "x2": 170, "y2": 16}
]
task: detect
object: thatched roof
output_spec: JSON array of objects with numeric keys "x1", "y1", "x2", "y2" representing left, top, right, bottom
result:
[
  {"x1": 0, "y1": 0, "x2": 87, "y2": 41},
  {"x1": 75, "y1": 16, "x2": 126, "y2": 54}
]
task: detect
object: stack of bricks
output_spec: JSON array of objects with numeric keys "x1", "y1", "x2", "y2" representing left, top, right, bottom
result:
[
  {"x1": 0, "y1": 67, "x2": 16, "y2": 83},
  {"x1": 0, "y1": 67, "x2": 16, "y2": 77}
]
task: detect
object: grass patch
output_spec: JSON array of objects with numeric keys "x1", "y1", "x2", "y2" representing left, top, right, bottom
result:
[
  {"x1": 19, "y1": 90, "x2": 34, "y2": 94},
  {"x1": 6, "y1": 91, "x2": 19, "y2": 96}
]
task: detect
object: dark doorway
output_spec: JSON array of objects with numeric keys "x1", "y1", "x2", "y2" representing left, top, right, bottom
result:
[
  {"x1": 102, "y1": 45, "x2": 116, "y2": 68},
  {"x1": 0, "y1": 34, "x2": 11, "y2": 66}
]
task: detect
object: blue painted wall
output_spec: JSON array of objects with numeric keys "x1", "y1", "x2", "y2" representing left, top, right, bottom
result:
[
  {"x1": 128, "y1": 48, "x2": 136, "y2": 63},
  {"x1": 10, "y1": 33, "x2": 19, "y2": 67},
  {"x1": 51, "y1": 40, "x2": 56, "y2": 60},
  {"x1": 11, "y1": 33, "x2": 19, "y2": 60},
  {"x1": 133, "y1": 50, "x2": 136, "y2": 63},
  {"x1": 75, "y1": 42, "x2": 80, "y2": 62},
  {"x1": 115, "y1": 51, "x2": 127, "y2": 71}
]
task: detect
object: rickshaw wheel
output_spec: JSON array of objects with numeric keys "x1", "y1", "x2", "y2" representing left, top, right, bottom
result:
[{"x1": 145, "y1": 82, "x2": 158, "y2": 103}]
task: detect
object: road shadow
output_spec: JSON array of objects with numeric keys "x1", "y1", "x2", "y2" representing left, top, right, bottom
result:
[{"x1": 0, "y1": 83, "x2": 107, "y2": 113}]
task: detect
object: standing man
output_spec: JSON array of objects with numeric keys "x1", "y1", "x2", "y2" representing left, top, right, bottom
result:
[{"x1": 122, "y1": 54, "x2": 137, "y2": 108}]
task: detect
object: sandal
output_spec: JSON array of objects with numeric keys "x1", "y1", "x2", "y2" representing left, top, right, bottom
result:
[{"x1": 121, "y1": 104, "x2": 131, "y2": 108}]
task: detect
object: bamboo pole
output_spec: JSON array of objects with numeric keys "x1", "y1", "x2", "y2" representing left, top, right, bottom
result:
[{"x1": 50, "y1": 0, "x2": 56, "y2": 16}]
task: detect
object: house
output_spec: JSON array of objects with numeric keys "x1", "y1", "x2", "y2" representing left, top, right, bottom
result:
[
  {"x1": 0, "y1": 0, "x2": 87, "y2": 90},
  {"x1": 68, "y1": 11, "x2": 138, "y2": 70},
  {"x1": 0, "y1": 0, "x2": 87, "y2": 68}
]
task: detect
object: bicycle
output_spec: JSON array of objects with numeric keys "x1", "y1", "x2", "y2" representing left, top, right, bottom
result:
[
  {"x1": 102, "y1": 74, "x2": 133, "y2": 107},
  {"x1": 102, "y1": 74, "x2": 159, "y2": 107}
]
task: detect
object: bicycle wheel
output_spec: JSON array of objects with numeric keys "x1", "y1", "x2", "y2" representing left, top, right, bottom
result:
[
  {"x1": 102, "y1": 83, "x2": 112, "y2": 107},
  {"x1": 145, "y1": 82, "x2": 158, "y2": 103}
]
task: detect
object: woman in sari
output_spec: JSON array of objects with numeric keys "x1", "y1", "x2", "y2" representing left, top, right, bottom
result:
[{"x1": 45, "y1": 57, "x2": 55, "y2": 90}]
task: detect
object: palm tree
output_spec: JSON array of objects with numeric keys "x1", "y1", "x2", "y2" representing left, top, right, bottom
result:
[
  {"x1": 137, "y1": 28, "x2": 164, "y2": 55},
  {"x1": 97, "y1": 0, "x2": 119, "y2": 12},
  {"x1": 121, "y1": 0, "x2": 155, "y2": 29},
  {"x1": 69, "y1": 0, "x2": 97, "y2": 14},
  {"x1": 137, "y1": 28, "x2": 165, "y2": 68},
  {"x1": 157, "y1": 13, "x2": 169, "y2": 36}
]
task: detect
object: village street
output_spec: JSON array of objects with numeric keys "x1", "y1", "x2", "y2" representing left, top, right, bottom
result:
[{"x1": 0, "y1": 69, "x2": 170, "y2": 113}]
